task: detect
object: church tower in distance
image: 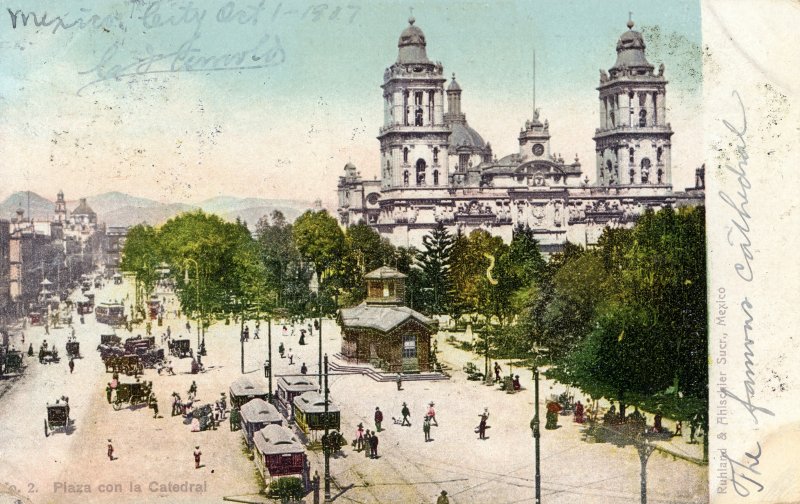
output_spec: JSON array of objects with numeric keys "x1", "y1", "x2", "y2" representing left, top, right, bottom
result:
[
  {"x1": 378, "y1": 17, "x2": 450, "y2": 190},
  {"x1": 594, "y1": 18, "x2": 673, "y2": 189}
]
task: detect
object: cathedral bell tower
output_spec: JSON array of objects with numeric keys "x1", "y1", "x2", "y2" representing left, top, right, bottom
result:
[
  {"x1": 378, "y1": 17, "x2": 450, "y2": 190},
  {"x1": 593, "y1": 18, "x2": 673, "y2": 188},
  {"x1": 518, "y1": 109, "x2": 551, "y2": 163}
]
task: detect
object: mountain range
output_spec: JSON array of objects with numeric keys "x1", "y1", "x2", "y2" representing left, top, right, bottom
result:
[{"x1": 0, "y1": 191, "x2": 314, "y2": 228}]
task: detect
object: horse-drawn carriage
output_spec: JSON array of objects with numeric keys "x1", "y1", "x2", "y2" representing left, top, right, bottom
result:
[
  {"x1": 103, "y1": 354, "x2": 143, "y2": 376},
  {"x1": 0, "y1": 348, "x2": 24, "y2": 376},
  {"x1": 112, "y1": 380, "x2": 152, "y2": 410},
  {"x1": 140, "y1": 348, "x2": 165, "y2": 368},
  {"x1": 186, "y1": 403, "x2": 217, "y2": 431},
  {"x1": 169, "y1": 339, "x2": 192, "y2": 358},
  {"x1": 45, "y1": 399, "x2": 71, "y2": 437},
  {"x1": 38, "y1": 343, "x2": 60, "y2": 364},
  {"x1": 66, "y1": 338, "x2": 81, "y2": 359}
]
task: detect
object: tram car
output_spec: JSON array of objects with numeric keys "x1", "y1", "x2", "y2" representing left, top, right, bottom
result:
[
  {"x1": 239, "y1": 399, "x2": 283, "y2": 448},
  {"x1": 95, "y1": 302, "x2": 125, "y2": 326},
  {"x1": 275, "y1": 376, "x2": 319, "y2": 419},
  {"x1": 293, "y1": 391, "x2": 340, "y2": 434},
  {"x1": 112, "y1": 380, "x2": 152, "y2": 410},
  {"x1": 44, "y1": 399, "x2": 71, "y2": 437},
  {"x1": 168, "y1": 339, "x2": 192, "y2": 358},
  {"x1": 76, "y1": 299, "x2": 93, "y2": 315},
  {"x1": 252, "y1": 424, "x2": 306, "y2": 480},
  {"x1": 229, "y1": 376, "x2": 271, "y2": 410},
  {"x1": 124, "y1": 335, "x2": 155, "y2": 354}
]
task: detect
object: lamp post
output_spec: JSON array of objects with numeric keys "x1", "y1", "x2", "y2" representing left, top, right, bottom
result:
[
  {"x1": 183, "y1": 258, "x2": 202, "y2": 363},
  {"x1": 323, "y1": 354, "x2": 331, "y2": 503},
  {"x1": 530, "y1": 343, "x2": 548, "y2": 504}
]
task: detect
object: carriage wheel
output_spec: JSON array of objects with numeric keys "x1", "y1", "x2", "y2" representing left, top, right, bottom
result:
[
  {"x1": 44, "y1": 419, "x2": 49, "y2": 437},
  {"x1": 112, "y1": 400, "x2": 122, "y2": 411}
]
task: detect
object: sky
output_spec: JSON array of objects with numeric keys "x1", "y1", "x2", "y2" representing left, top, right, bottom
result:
[{"x1": 0, "y1": 0, "x2": 702, "y2": 210}]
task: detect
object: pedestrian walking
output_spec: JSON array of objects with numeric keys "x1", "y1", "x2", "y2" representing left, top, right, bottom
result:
[
  {"x1": 370, "y1": 432, "x2": 379, "y2": 458},
  {"x1": 186, "y1": 321, "x2": 191, "y2": 332},
  {"x1": 188, "y1": 380, "x2": 197, "y2": 398},
  {"x1": 288, "y1": 350, "x2": 294, "y2": 365},
  {"x1": 107, "y1": 439, "x2": 114, "y2": 461},
  {"x1": 166, "y1": 326, "x2": 171, "y2": 338},
  {"x1": 396, "y1": 373, "x2": 403, "y2": 391},
  {"x1": 264, "y1": 359, "x2": 270, "y2": 378},
  {"x1": 427, "y1": 402, "x2": 438, "y2": 426},
  {"x1": 106, "y1": 383, "x2": 113, "y2": 404},
  {"x1": 477, "y1": 407, "x2": 489, "y2": 440},
  {"x1": 150, "y1": 396, "x2": 159, "y2": 418},
  {"x1": 401, "y1": 402, "x2": 411, "y2": 426},
  {"x1": 437, "y1": 490, "x2": 450, "y2": 504},
  {"x1": 279, "y1": 342, "x2": 285, "y2": 358},
  {"x1": 193, "y1": 446, "x2": 202, "y2": 469},
  {"x1": 254, "y1": 326, "x2": 260, "y2": 339},
  {"x1": 374, "y1": 407, "x2": 383, "y2": 432},
  {"x1": 423, "y1": 416, "x2": 431, "y2": 442},
  {"x1": 355, "y1": 423, "x2": 365, "y2": 451},
  {"x1": 282, "y1": 325, "x2": 288, "y2": 337},
  {"x1": 45, "y1": 323, "x2": 50, "y2": 335},
  {"x1": 299, "y1": 329, "x2": 306, "y2": 346},
  {"x1": 300, "y1": 363, "x2": 308, "y2": 375},
  {"x1": 68, "y1": 358, "x2": 74, "y2": 374}
]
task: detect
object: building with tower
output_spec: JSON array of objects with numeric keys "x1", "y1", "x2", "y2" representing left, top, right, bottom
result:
[{"x1": 337, "y1": 17, "x2": 704, "y2": 250}]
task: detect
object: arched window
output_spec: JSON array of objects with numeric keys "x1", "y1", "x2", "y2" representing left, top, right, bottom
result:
[
  {"x1": 629, "y1": 147, "x2": 635, "y2": 165},
  {"x1": 459, "y1": 153, "x2": 469, "y2": 171},
  {"x1": 433, "y1": 147, "x2": 439, "y2": 163},
  {"x1": 403, "y1": 147, "x2": 409, "y2": 164},
  {"x1": 416, "y1": 159, "x2": 426, "y2": 185},
  {"x1": 657, "y1": 146, "x2": 663, "y2": 162},
  {"x1": 610, "y1": 110, "x2": 615, "y2": 128},
  {"x1": 639, "y1": 109, "x2": 647, "y2": 127},
  {"x1": 629, "y1": 168, "x2": 635, "y2": 184},
  {"x1": 606, "y1": 160, "x2": 613, "y2": 172},
  {"x1": 433, "y1": 170, "x2": 439, "y2": 185},
  {"x1": 403, "y1": 171, "x2": 409, "y2": 187},
  {"x1": 657, "y1": 168, "x2": 664, "y2": 184},
  {"x1": 640, "y1": 158, "x2": 651, "y2": 183}
]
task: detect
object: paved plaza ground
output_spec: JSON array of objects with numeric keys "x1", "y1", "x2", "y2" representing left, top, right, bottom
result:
[{"x1": 0, "y1": 278, "x2": 708, "y2": 503}]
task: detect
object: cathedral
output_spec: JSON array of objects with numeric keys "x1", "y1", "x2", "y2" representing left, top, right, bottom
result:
[{"x1": 337, "y1": 17, "x2": 705, "y2": 251}]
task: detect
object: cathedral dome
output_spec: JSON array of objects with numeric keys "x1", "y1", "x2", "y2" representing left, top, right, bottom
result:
[
  {"x1": 612, "y1": 20, "x2": 653, "y2": 71},
  {"x1": 449, "y1": 122, "x2": 486, "y2": 150},
  {"x1": 397, "y1": 17, "x2": 431, "y2": 64}
]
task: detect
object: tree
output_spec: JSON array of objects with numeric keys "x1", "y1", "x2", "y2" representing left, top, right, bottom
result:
[
  {"x1": 293, "y1": 210, "x2": 346, "y2": 315},
  {"x1": 255, "y1": 210, "x2": 306, "y2": 313},
  {"x1": 120, "y1": 224, "x2": 162, "y2": 318},
  {"x1": 416, "y1": 222, "x2": 454, "y2": 314}
]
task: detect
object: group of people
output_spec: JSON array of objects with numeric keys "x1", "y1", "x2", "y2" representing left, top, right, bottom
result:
[{"x1": 354, "y1": 423, "x2": 380, "y2": 458}]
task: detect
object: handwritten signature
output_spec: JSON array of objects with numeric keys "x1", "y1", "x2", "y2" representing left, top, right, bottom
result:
[
  {"x1": 722, "y1": 442, "x2": 764, "y2": 497},
  {"x1": 77, "y1": 32, "x2": 285, "y2": 95},
  {"x1": 720, "y1": 298, "x2": 774, "y2": 424},
  {"x1": 718, "y1": 90, "x2": 753, "y2": 282}
]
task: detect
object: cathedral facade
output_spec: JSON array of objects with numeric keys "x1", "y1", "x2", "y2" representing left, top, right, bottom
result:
[{"x1": 337, "y1": 17, "x2": 704, "y2": 251}]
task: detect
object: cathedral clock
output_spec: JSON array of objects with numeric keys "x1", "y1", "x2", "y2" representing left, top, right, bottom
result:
[{"x1": 532, "y1": 143, "x2": 544, "y2": 157}]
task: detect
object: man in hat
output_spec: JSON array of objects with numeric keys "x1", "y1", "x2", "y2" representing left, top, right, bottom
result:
[
  {"x1": 437, "y1": 490, "x2": 450, "y2": 504},
  {"x1": 355, "y1": 423, "x2": 365, "y2": 451},
  {"x1": 107, "y1": 439, "x2": 114, "y2": 461},
  {"x1": 396, "y1": 373, "x2": 403, "y2": 391},
  {"x1": 194, "y1": 446, "x2": 202, "y2": 469},
  {"x1": 400, "y1": 402, "x2": 411, "y2": 426},
  {"x1": 374, "y1": 407, "x2": 383, "y2": 432},
  {"x1": 69, "y1": 358, "x2": 75, "y2": 374},
  {"x1": 427, "y1": 402, "x2": 438, "y2": 426},
  {"x1": 369, "y1": 431, "x2": 379, "y2": 459},
  {"x1": 300, "y1": 362, "x2": 308, "y2": 375}
]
